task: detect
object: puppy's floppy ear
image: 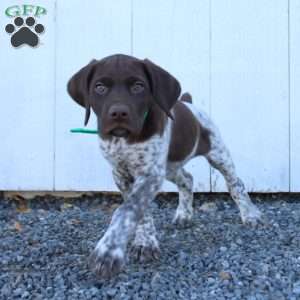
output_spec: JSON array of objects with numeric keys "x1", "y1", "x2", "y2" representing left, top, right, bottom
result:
[
  {"x1": 67, "y1": 59, "x2": 97, "y2": 126},
  {"x1": 143, "y1": 59, "x2": 181, "y2": 119}
]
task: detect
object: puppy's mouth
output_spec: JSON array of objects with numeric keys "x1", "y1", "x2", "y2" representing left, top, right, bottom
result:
[
  {"x1": 102, "y1": 121, "x2": 139, "y2": 138},
  {"x1": 109, "y1": 127, "x2": 130, "y2": 137}
]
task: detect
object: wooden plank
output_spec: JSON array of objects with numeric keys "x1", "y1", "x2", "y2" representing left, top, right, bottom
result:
[
  {"x1": 133, "y1": 0, "x2": 211, "y2": 192},
  {"x1": 55, "y1": 0, "x2": 131, "y2": 191},
  {"x1": 211, "y1": 0, "x2": 289, "y2": 192},
  {"x1": 290, "y1": 0, "x2": 300, "y2": 191},
  {"x1": 0, "y1": 0, "x2": 55, "y2": 190}
]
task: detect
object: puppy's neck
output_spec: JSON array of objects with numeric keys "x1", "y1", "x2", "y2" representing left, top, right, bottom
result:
[{"x1": 127, "y1": 104, "x2": 168, "y2": 144}]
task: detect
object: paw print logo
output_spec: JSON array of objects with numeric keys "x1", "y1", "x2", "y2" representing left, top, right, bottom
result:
[{"x1": 5, "y1": 17, "x2": 45, "y2": 48}]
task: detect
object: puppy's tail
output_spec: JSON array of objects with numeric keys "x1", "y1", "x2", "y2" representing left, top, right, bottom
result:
[{"x1": 179, "y1": 92, "x2": 192, "y2": 103}]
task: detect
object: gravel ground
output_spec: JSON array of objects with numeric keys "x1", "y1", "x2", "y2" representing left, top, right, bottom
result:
[{"x1": 0, "y1": 193, "x2": 300, "y2": 300}]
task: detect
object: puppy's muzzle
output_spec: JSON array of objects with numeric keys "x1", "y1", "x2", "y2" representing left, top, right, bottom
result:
[{"x1": 107, "y1": 104, "x2": 131, "y2": 137}]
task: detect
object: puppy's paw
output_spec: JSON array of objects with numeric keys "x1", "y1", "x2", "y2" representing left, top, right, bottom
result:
[
  {"x1": 172, "y1": 209, "x2": 194, "y2": 228},
  {"x1": 131, "y1": 243, "x2": 160, "y2": 262},
  {"x1": 88, "y1": 246, "x2": 125, "y2": 279},
  {"x1": 241, "y1": 205, "x2": 264, "y2": 226}
]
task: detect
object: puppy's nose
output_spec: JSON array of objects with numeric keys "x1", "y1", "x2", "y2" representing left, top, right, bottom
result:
[{"x1": 108, "y1": 104, "x2": 129, "y2": 120}]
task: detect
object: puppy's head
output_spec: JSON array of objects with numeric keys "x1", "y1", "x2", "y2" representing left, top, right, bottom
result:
[{"x1": 68, "y1": 54, "x2": 181, "y2": 139}]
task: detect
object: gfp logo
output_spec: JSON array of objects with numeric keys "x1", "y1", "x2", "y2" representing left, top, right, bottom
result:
[{"x1": 4, "y1": 5, "x2": 47, "y2": 48}]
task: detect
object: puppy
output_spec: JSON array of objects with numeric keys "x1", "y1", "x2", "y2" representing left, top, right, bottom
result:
[{"x1": 68, "y1": 54, "x2": 262, "y2": 279}]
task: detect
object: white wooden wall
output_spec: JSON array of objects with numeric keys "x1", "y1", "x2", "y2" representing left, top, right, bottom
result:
[{"x1": 0, "y1": 0, "x2": 298, "y2": 192}]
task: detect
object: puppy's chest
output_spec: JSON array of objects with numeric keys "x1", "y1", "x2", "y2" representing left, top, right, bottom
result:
[{"x1": 99, "y1": 135, "x2": 167, "y2": 172}]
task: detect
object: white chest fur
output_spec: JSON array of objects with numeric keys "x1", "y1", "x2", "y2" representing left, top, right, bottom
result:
[{"x1": 99, "y1": 120, "x2": 171, "y2": 176}]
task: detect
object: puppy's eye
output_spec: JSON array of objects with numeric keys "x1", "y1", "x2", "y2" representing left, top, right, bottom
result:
[
  {"x1": 95, "y1": 82, "x2": 108, "y2": 95},
  {"x1": 131, "y1": 81, "x2": 145, "y2": 94}
]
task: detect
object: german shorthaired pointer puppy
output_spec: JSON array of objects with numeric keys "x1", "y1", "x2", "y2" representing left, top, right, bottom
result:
[{"x1": 68, "y1": 54, "x2": 262, "y2": 279}]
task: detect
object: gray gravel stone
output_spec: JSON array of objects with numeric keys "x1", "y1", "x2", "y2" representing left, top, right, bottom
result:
[
  {"x1": 0, "y1": 194, "x2": 299, "y2": 299},
  {"x1": 293, "y1": 281, "x2": 300, "y2": 294}
]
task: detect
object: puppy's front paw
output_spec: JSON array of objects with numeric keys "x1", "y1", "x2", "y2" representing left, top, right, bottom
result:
[
  {"x1": 241, "y1": 205, "x2": 264, "y2": 226},
  {"x1": 88, "y1": 245, "x2": 125, "y2": 279},
  {"x1": 131, "y1": 243, "x2": 160, "y2": 262}
]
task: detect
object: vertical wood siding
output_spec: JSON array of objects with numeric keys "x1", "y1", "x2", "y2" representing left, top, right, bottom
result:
[
  {"x1": 0, "y1": 0, "x2": 298, "y2": 192},
  {"x1": 290, "y1": 0, "x2": 300, "y2": 192}
]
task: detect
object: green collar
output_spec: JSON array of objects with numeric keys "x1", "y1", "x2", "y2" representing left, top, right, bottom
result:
[
  {"x1": 143, "y1": 109, "x2": 149, "y2": 121},
  {"x1": 70, "y1": 128, "x2": 98, "y2": 134}
]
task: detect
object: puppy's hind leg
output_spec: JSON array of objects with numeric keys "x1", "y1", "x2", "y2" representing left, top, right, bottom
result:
[{"x1": 205, "y1": 130, "x2": 263, "y2": 226}]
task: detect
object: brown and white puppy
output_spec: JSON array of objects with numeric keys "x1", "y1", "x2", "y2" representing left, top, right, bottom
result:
[{"x1": 68, "y1": 54, "x2": 262, "y2": 279}]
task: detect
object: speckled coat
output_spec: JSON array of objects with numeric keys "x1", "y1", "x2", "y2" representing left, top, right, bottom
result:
[{"x1": 68, "y1": 54, "x2": 263, "y2": 279}]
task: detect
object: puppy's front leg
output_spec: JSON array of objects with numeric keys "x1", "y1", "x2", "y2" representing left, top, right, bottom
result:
[
  {"x1": 112, "y1": 168, "x2": 133, "y2": 200},
  {"x1": 89, "y1": 174, "x2": 164, "y2": 279}
]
